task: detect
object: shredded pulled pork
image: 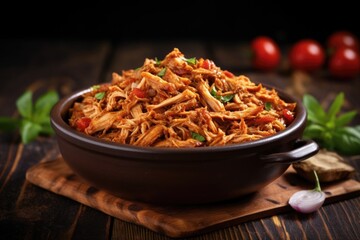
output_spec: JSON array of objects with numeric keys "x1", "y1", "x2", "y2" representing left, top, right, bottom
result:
[{"x1": 68, "y1": 48, "x2": 296, "y2": 147}]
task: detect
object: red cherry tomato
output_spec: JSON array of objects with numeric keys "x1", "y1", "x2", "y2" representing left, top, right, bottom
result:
[
  {"x1": 327, "y1": 31, "x2": 359, "y2": 53},
  {"x1": 289, "y1": 39, "x2": 325, "y2": 72},
  {"x1": 329, "y1": 47, "x2": 360, "y2": 79},
  {"x1": 251, "y1": 36, "x2": 281, "y2": 71},
  {"x1": 282, "y1": 109, "x2": 294, "y2": 125}
]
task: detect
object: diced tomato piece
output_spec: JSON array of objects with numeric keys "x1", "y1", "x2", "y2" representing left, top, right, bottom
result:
[
  {"x1": 132, "y1": 88, "x2": 146, "y2": 98},
  {"x1": 201, "y1": 59, "x2": 215, "y2": 69},
  {"x1": 283, "y1": 109, "x2": 294, "y2": 125},
  {"x1": 224, "y1": 70, "x2": 234, "y2": 78},
  {"x1": 76, "y1": 117, "x2": 91, "y2": 132}
]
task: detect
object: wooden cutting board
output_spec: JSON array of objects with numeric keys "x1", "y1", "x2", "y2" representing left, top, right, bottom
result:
[{"x1": 26, "y1": 156, "x2": 360, "y2": 238}]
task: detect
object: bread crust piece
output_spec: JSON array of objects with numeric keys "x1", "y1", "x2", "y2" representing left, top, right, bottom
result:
[{"x1": 292, "y1": 149, "x2": 356, "y2": 182}]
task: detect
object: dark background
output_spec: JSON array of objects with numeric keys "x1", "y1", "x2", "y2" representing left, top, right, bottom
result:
[{"x1": 1, "y1": 2, "x2": 359, "y2": 45}]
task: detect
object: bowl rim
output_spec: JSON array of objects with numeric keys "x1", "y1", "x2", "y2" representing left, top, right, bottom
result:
[{"x1": 50, "y1": 84, "x2": 307, "y2": 157}]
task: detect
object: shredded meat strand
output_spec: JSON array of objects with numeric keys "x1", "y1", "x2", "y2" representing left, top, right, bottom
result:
[{"x1": 68, "y1": 48, "x2": 296, "y2": 147}]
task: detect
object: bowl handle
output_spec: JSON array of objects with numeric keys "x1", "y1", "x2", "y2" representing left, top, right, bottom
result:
[{"x1": 261, "y1": 139, "x2": 319, "y2": 164}]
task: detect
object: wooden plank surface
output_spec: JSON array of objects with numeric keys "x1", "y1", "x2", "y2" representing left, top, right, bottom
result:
[
  {"x1": 1, "y1": 39, "x2": 360, "y2": 240},
  {"x1": 26, "y1": 157, "x2": 360, "y2": 238},
  {"x1": 0, "y1": 40, "x2": 113, "y2": 240}
]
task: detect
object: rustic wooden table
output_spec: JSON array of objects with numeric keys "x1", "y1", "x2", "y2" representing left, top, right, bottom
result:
[{"x1": 1, "y1": 39, "x2": 359, "y2": 240}]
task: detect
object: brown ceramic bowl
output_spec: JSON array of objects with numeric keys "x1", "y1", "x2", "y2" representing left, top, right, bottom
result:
[{"x1": 50, "y1": 85, "x2": 319, "y2": 205}]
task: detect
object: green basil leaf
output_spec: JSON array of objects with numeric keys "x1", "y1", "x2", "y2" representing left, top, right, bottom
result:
[
  {"x1": 303, "y1": 94, "x2": 326, "y2": 124},
  {"x1": 341, "y1": 126, "x2": 360, "y2": 139},
  {"x1": 191, "y1": 131, "x2": 205, "y2": 142},
  {"x1": 40, "y1": 122, "x2": 55, "y2": 135},
  {"x1": 303, "y1": 124, "x2": 326, "y2": 139},
  {"x1": 16, "y1": 91, "x2": 33, "y2": 119},
  {"x1": 19, "y1": 119, "x2": 42, "y2": 144},
  {"x1": 335, "y1": 110, "x2": 357, "y2": 128},
  {"x1": 303, "y1": 93, "x2": 359, "y2": 155},
  {"x1": 0, "y1": 117, "x2": 20, "y2": 132},
  {"x1": 321, "y1": 130, "x2": 335, "y2": 150},
  {"x1": 6, "y1": 90, "x2": 59, "y2": 144},
  {"x1": 327, "y1": 92, "x2": 344, "y2": 120},
  {"x1": 333, "y1": 127, "x2": 360, "y2": 155},
  {"x1": 35, "y1": 115, "x2": 54, "y2": 135},
  {"x1": 33, "y1": 90, "x2": 59, "y2": 123}
]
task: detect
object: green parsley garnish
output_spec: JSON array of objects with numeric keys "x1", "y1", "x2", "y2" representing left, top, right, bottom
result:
[
  {"x1": 157, "y1": 68, "x2": 167, "y2": 77},
  {"x1": 210, "y1": 87, "x2": 234, "y2": 103},
  {"x1": 184, "y1": 57, "x2": 197, "y2": 65},
  {"x1": 191, "y1": 131, "x2": 205, "y2": 142},
  {"x1": 221, "y1": 94, "x2": 234, "y2": 103},
  {"x1": 91, "y1": 85, "x2": 100, "y2": 90},
  {"x1": 155, "y1": 57, "x2": 162, "y2": 65},
  {"x1": 265, "y1": 102, "x2": 272, "y2": 111},
  {"x1": 95, "y1": 92, "x2": 105, "y2": 100}
]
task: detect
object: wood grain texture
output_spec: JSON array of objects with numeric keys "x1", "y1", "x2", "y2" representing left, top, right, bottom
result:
[
  {"x1": 0, "y1": 40, "x2": 112, "y2": 240},
  {"x1": 1, "y1": 40, "x2": 360, "y2": 240},
  {"x1": 26, "y1": 157, "x2": 360, "y2": 238}
]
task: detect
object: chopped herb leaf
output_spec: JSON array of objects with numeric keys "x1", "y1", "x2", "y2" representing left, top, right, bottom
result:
[
  {"x1": 265, "y1": 102, "x2": 272, "y2": 111},
  {"x1": 91, "y1": 85, "x2": 100, "y2": 90},
  {"x1": 155, "y1": 57, "x2": 162, "y2": 65},
  {"x1": 95, "y1": 92, "x2": 105, "y2": 100},
  {"x1": 157, "y1": 68, "x2": 167, "y2": 77},
  {"x1": 210, "y1": 87, "x2": 217, "y2": 97},
  {"x1": 221, "y1": 94, "x2": 234, "y2": 103},
  {"x1": 184, "y1": 57, "x2": 197, "y2": 65},
  {"x1": 210, "y1": 87, "x2": 234, "y2": 103},
  {"x1": 191, "y1": 131, "x2": 205, "y2": 142}
]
